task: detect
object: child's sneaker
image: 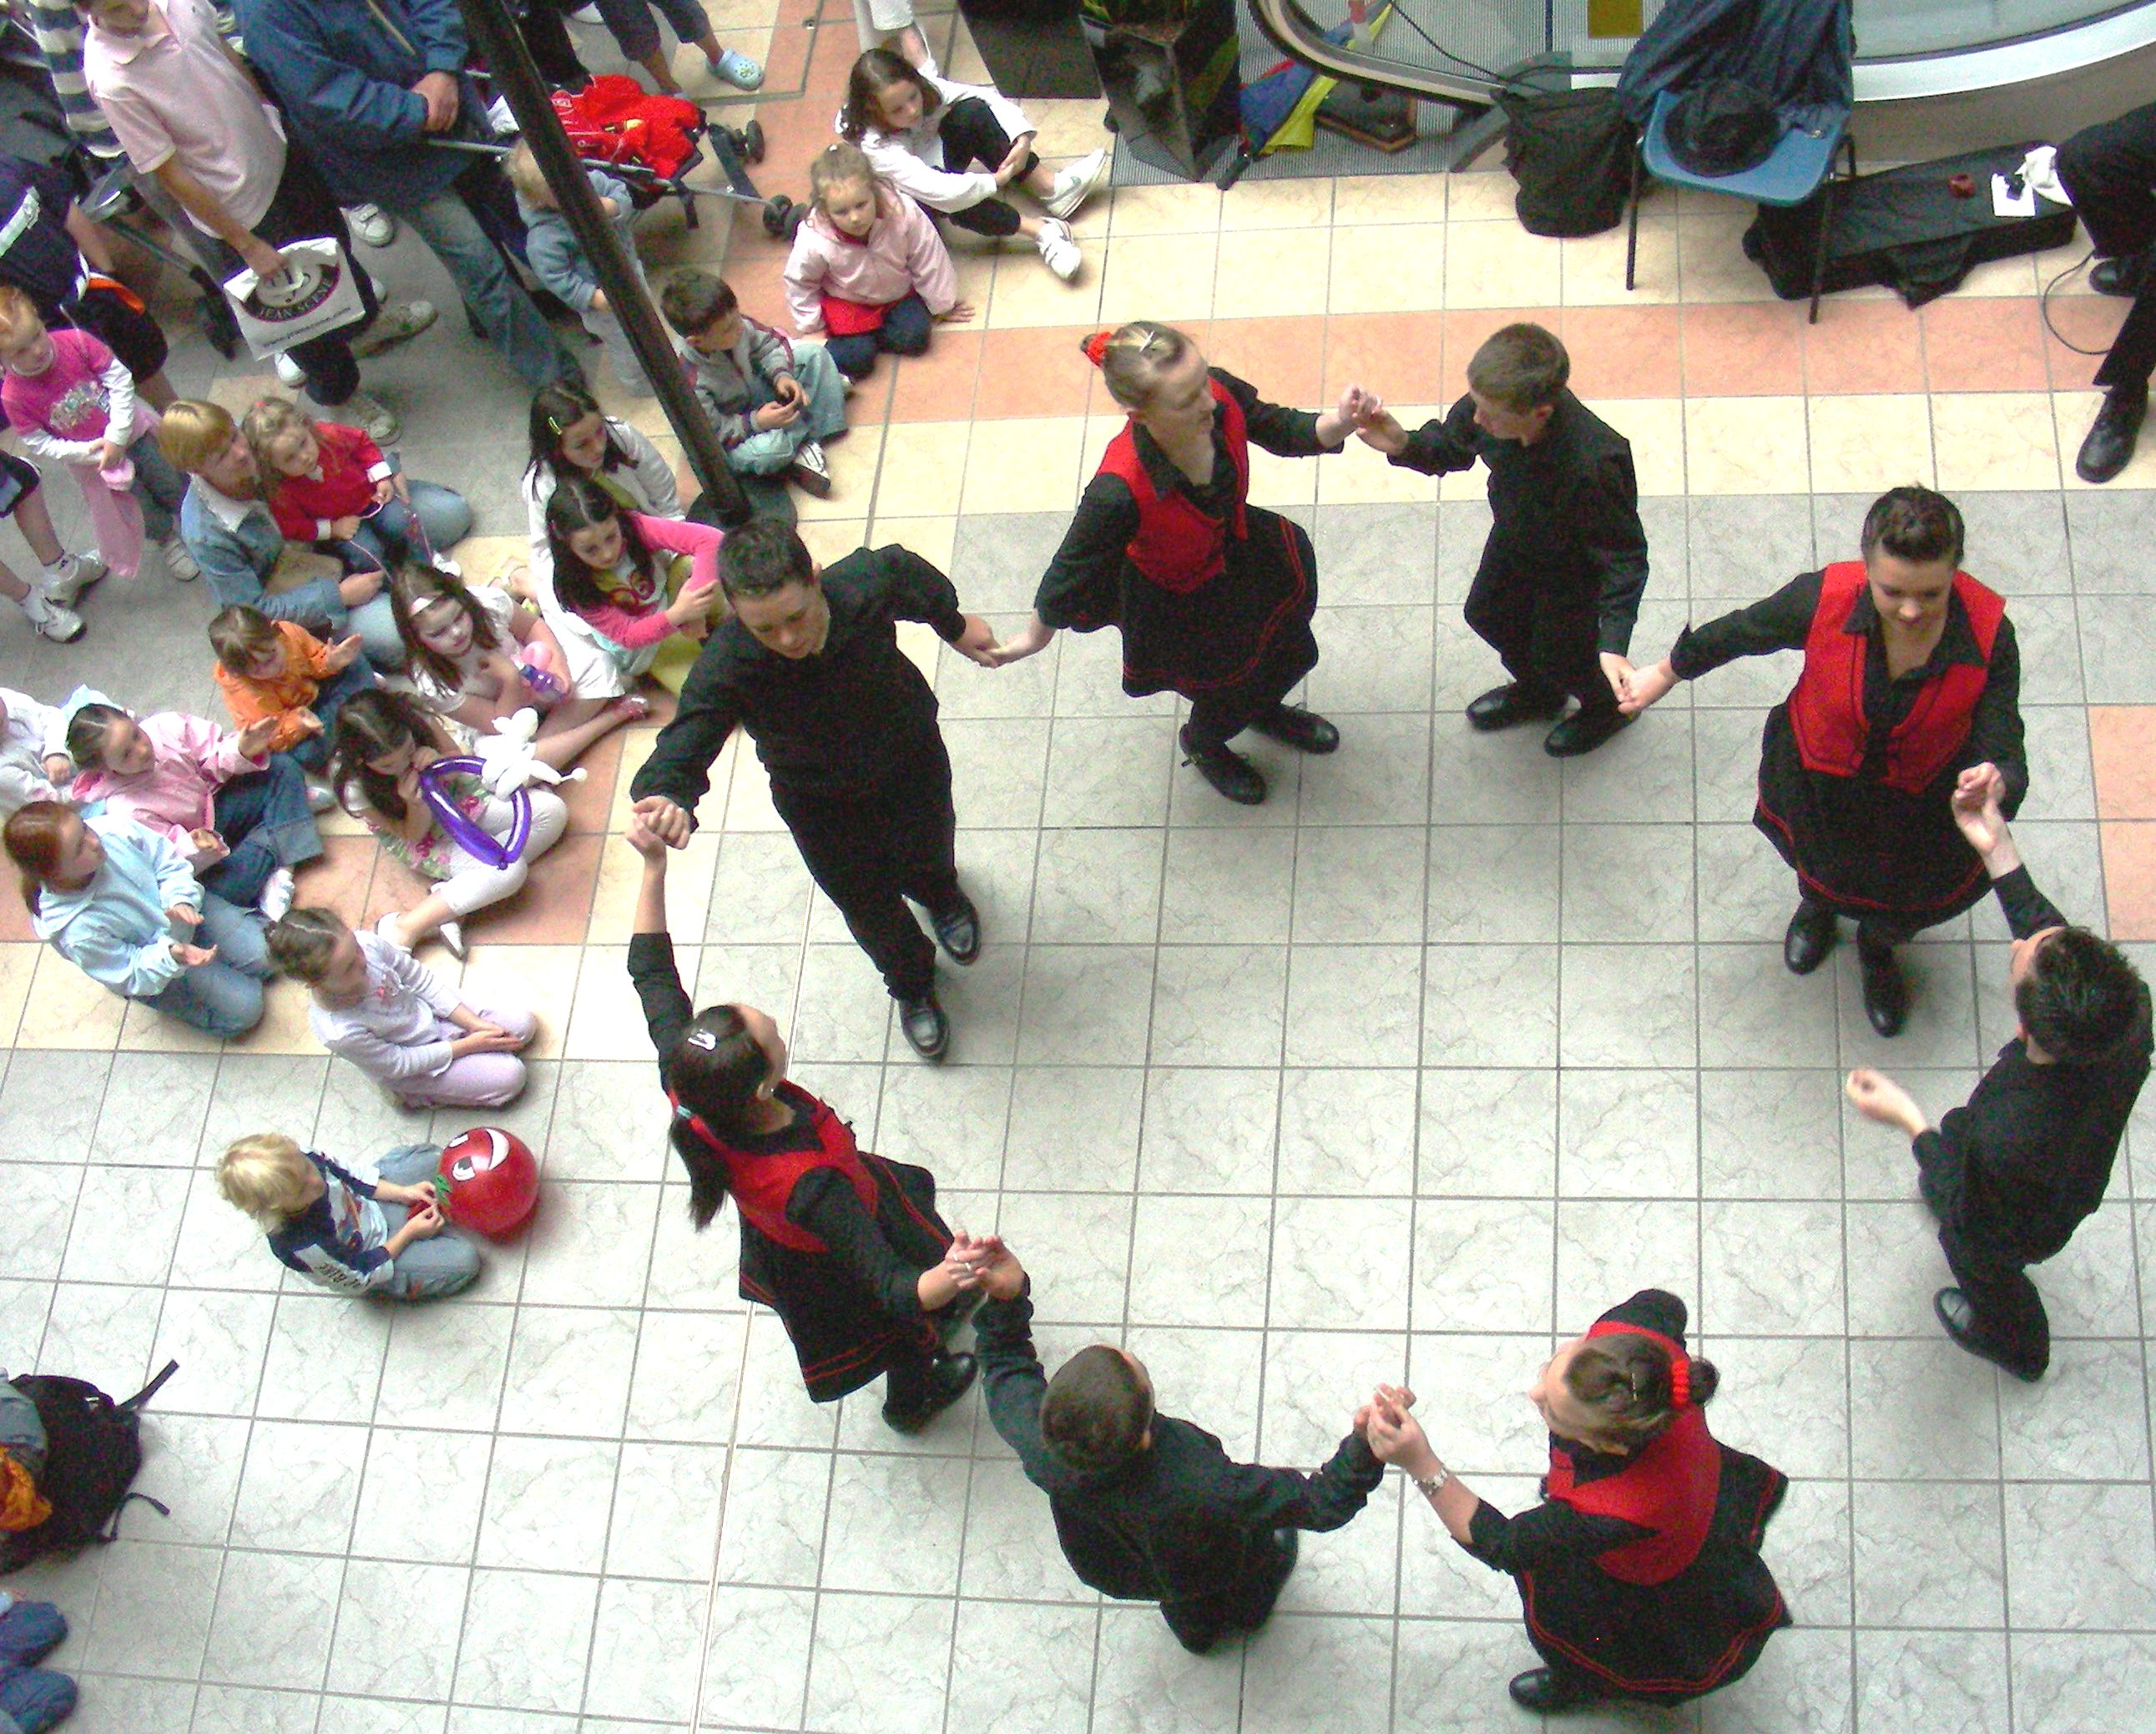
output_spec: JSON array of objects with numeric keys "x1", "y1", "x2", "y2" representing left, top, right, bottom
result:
[
  {"x1": 1035, "y1": 219, "x2": 1082, "y2": 281},
  {"x1": 343, "y1": 389, "x2": 401, "y2": 445},
  {"x1": 437, "y1": 918, "x2": 467, "y2": 960},
  {"x1": 305, "y1": 781, "x2": 336, "y2": 814},
  {"x1": 707, "y1": 48, "x2": 764, "y2": 88},
  {"x1": 17, "y1": 588, "x2": 82, "y2": 642},
  {"x1": 787, "y1": 438, "x2": 833, "y2": 499},
  {"x1": 161, "y1": 534, "x2": 199, "y2": 582},
  {"x1": 40, "y1": 553, "x2": 104, "y2": 608},
  {"x1": 343, "y1": 203, "x2": 398, "y2": 247},
  {"x1": 1044, "y1": 149, "x2": 1110, "y2": 220},
  {"x1": 258, "y1": 867, "x2": 295, "y2": 923}
]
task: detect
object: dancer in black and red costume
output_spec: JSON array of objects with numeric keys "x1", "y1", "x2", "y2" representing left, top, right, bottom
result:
[
  {"x1": 623, "y1": 816, "x2": 979, "y2": 1433},
  {"x1": 1367, "y1": 1289, "x2": 1789, "y2": 1716}
]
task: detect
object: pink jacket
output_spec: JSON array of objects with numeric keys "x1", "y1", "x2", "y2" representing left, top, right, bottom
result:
[
  {"x1": 70, "y1": 711, "x2": 265, "y2": 849},
  {"x1": 576, "y1": 512, "x2": 723, "y2": 649},
  {"x1": 782, "y1": 184, "x2": 958, "y2": 334}
]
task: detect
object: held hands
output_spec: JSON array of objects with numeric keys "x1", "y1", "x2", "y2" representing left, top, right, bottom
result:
[
  {"x1": 1353, "y1": 405, "x2": 1410, "y2": 458},
  {"x1": 629, "y1": 796, "x2": 693, "y2": 851},
  {"x1": 951, "y1": 614, "x2": 1000, "y2": 668},
  {"x1": 981, "y1": 614, "x2": 1054, "y2": 668},
  {"x1": 235, "y1": 715, "x2": 282, "y2": 760},
  {"x1": 947, "y1": 1231, "x2": 1025, "y2": 1300},
  {"x1": 1598, "y1": 652, "x2": 1635, "y2": 708},
  {"x1": 1364, "y1": 1383, "x2": 1440, "y2": 1474},
  {"x1": 1617, "y1": 656, "x2": 1679, "y2": 716},
  {"x1": 1951, "y1": 763, "x2": 2014, "y2": 862},
  {"x1": 1845, "y1": 1067, "x2": 1929, "y2": 1138}
]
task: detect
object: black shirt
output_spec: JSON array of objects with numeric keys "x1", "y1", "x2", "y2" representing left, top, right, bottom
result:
[
  {"x1": 1387, "y1": 390, "x2": 1650, "y2": 655},
  {"x1": 628, "y1": 543, "x2": 966, "y2": 813},
  {"x1": 975, "y1": 1282, "x2": 1383, "y2": 1603},
  {"x1": 1913, "y1": 867, "x2": 2153, "y2": 1264}
]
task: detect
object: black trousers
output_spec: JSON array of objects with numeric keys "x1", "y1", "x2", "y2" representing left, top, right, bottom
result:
[
  {"x1": 1939, "y1": 1221, "x2": 2050, "y2": 1379},
  {"x1": 770, "y1": 749, "x2": 959, "y2": 1001},
  {"x1": 937, "y1": 98, "x2": 1038, "y2": 240},
  {"x1": 2057, "y1": 101, "x2": 2156, "y2": 392},
  {"x1": 1464, "y1": 548, "x2": 1618, "y2": 717},
  {"x1": 1159, "y1": 1529, "x2": 1298, "y2": 1654}
]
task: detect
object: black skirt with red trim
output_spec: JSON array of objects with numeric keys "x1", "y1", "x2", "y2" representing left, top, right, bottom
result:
[
  {"x1": 734, "y1": 1152, "x2": 950, "y2": 1403},
  {"x1": 1750, "y1": 704, "x2": 1998, "y2": 928},
  {"x1": 1110, "y1": 507, "x2": 1320, "y2": 703},
  {"x1": 1517, "y1": 1443, "x2": 1790, "y2": 1704}
]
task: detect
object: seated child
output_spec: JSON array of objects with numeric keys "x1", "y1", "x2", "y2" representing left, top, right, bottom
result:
[
  {"x1": 540, "y1": 475, "x2": 723, "y2": 696},
  {"x1": 0, "y1": 286, "x2": 191, "y2": 584},
  {"x1": 269, "y1": 905, "x2": 537, "y2": 1109},
  {"x1": 215, "y1": 1131, "x2": 481, "y2": 1299},
  {"x1": 331, "y1": 688, "x2": 570, "y2": 958},
  {"x1": 242, "y1": 397, "x2": 472, "y2": 577},
  {"x1": 208, "y1": 605, "x2": 376, "y2": 778},
  {"x1": 390, "y1": 565, "x2": 646, "y2": 764},
  {"x1": 660, "y1": 269, "x2": 846, "y2": 498},
  {"x1": 0, "y1": 453, "x2": 106, "y2": 644},
  {"x1": 522, "y1": 382, "x2": 684, "y2": 556},
  {"x1": 0, "y1": 683, "x2": 109, "y2": 820},
  {"x1": 783, "y1": 142, "x2": 968, "y2": 382},
  {"x1": 506, "y1": 139, "x2": 653, "y2": 397},
  {"x1": 66, "y1": 702, "x2": 319, "y2": 920}
]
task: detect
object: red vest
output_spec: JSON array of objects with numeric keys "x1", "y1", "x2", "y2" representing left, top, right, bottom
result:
[
  {"x1": 670, "y1": 1086, "x2": 878, "y2": 1254},
  {"x1": 1787, "y1": 562, "x2": 2006, "y2": 796},
  {"x1": 1544, "y1": 1323, "x2": 1720, "y2": 1585},
  {"x1": 1094, "y1": 379, "x2": 1250, "y2": 594}
]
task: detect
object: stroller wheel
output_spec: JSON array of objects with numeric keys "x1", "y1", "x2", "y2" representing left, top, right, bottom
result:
[
  {"x1": 761, "y1": 194, "x2": 793, "y2": 239},
  {"x1": 742, "y1": 119, "x2": 766, "y2": 164}
]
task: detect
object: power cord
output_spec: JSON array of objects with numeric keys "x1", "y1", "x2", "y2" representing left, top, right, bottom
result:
[{"x1": 2040, "y1": 247, "x2": 2113, "y2": 356}]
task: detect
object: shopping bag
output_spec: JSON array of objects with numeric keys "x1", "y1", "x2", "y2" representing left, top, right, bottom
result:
[{"x1": 221, "y1": 237, "x2": 366, "y2": 361}]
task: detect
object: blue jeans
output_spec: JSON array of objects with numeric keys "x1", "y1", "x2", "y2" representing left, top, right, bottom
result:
[
  {"x1": 348, "y1": 482, "x2": 473, "y2": 570},
  {"x1": 125, "y1": 432, "x2": 187, "y2": 542},
  {"x1": 386, "y1": 169, "x2": 574, "y2": 392},
  {"x1": 592, "y1": 0, "x2": 712, "y2": 58},
  {"x1": 724, "y1": 346, "x2": 851, "y2": 475},
  {"x1": 279, "y1": 654, "x2": 377, "y2": 773},
  {"x1": 201, "y1": 754, "x2": 323, "y2": 907},
  {"x1": 141, "y1": 891, "x2": 271, "y2": 1037},
  {"x1": 374, "y1": 1144, "x2": 482, "y2": 1299},
  {"x1": 0, "y1": 1600, "x2": 76, "y2": 1734},
  {"x1": 824, "y1": 293, "x2": 933, "y2": 380}
]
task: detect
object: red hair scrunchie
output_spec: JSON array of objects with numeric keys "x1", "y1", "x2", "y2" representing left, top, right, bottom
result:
[
  {"x1": 1080, "y1": 330, "x2": 1114, "y2": 367},
  {"x1": 1667, "y1": 1355, "x2": 1691, "y2": 1410}
]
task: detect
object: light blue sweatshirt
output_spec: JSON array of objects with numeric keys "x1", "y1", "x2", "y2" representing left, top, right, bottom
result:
[{"x1": 31, "y1": 813, "x2": 201, "y2": 998}]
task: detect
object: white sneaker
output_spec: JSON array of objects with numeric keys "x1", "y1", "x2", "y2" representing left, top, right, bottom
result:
[
  {"x1": 344, "y1": 203, "x2": 397, "y2": 248},
  {"x1": 1035, "y1": 218, "x2": 1082, "y2": 281},
  {"x1": 1044, "y1": 148, "x2": 1110, "y2": 220},
  {"x1": 162, "y1": 535, "x2": 199, "y2": 582},
  {"x1": 40, "y1": 553, "x2": 104, "y2": 608},
  {"x1": 429, "y1": 550, "x2": 464, "y2": 579},
  {"x1": 305, "y1": 781, "x2": 336, "y2": 814},
  {"x1": 273, "y1": 352, "x2": 305, "y2": 389},
  {"x1": 343, "y1": 389, "x2": 401, "y2": 445},
  {"x1": 438, "y1": 918, "x2": 467, "y2": 960},
  {"x1": 786, "y1": 437, "x2": 832, "y2": 498},
  {"x1": 18, "y1": 589, "x2": 82, "y2": 641},
  {"x1": 257, "y1": 867, "x2": 295, "y2": 923},
  {"x1": 350, "y1": 299, "x2": 437, "y2": 360}
]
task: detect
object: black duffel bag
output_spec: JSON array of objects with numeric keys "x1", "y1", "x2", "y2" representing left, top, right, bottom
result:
[{"x1": 1501, "y1": 87, "x2": 1636, "y2": 238}]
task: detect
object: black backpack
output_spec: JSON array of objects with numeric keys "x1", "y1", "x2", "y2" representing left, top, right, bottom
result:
[
  {"x1": 1501, "y1": 88, "x2": 1637, "y2": 238},
  {"x1": 0, "y1": 1361, "x2": 177, "y2": 1571}
]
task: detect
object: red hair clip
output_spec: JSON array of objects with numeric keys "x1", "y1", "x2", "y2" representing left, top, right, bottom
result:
[
  {"x1": 1667, "y1": 1356, "x2": 1691, "y2": 1410},
  {"x1": 1080, "y1": 330, "x2": 1114, "y2": 367}
]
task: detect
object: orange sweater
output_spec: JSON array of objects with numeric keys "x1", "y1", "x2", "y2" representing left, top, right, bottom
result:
[{"x1": 213, "y1": 620, "x2": 334, "y2": 753}]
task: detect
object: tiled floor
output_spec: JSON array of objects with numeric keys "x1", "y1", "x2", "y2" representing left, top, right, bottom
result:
[{"x1": 10, "y1": 4, "x2": 2156, "y2": 1731}]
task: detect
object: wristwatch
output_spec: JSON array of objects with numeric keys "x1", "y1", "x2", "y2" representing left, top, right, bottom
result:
[{"x1": 1413, "y1": 1462, "x2": 1452, "y2": 1499}]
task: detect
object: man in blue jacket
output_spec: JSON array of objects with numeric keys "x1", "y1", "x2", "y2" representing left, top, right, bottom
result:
[{"x1": 234, "y1": 0, "x2": 577, "y2": 390}]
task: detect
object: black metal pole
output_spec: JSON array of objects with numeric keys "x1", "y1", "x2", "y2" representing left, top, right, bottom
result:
[{"x1": 457, "y1": 0, "x2": 750, "y2": 527}]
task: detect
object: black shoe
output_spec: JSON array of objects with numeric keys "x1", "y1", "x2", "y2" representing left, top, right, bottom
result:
[
  {"x1": 882, "y1": 1350, "x2": 977, "y2": 1433},
  {"x1": 1543, "y1": 706, "x2": 1628, "y2": 758},
  {"x1": 1783, "y1": 900, "x2": 1837, "y2": 975},
  {"x1": 897, "y1": 988, "x2": 949, "y2": 1061},
  {"x1": 930, "y1": 892, "x2": 980, "y2": 965},
  {"x1": 1250, "y1": 703, "x2": 1340, "y2": 755},
  {"x1": 1179, "y1": 724, "x2": 1266, "y2": 805},
  {"x1": 1507, "y1": 1668, "x2": 1600, "y2": 1714},
  {"x1": 1933, "y1": 1288, "x2": 2044, "y2": 1383},
  {"x1": 2077, "y1": 387, "x2": 2147, "y2": 484},
  {"x1": 2093, "y1": 250, "x2": 2151, "y2": 297},
  {"x1": 1859, "y1": 938, "x2": 1909, "y2": 1038},
  {"x1": 1466, "y1": 682, "x2": 1565, "y2": 732}
]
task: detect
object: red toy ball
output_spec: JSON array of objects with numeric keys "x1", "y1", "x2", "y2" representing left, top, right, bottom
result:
[{"x1": 436, "y1": 1127, "x2": 540, "y2": 1240}]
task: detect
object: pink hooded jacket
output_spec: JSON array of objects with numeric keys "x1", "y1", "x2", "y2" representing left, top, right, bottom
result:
[
  {"x1": 782, "y1": 183, "x2": 959, "y2": 335},
  {"x1": 70, "y1": 711, "x2": 266, "y2": 852}
]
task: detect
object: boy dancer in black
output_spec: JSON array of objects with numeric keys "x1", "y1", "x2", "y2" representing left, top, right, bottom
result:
[
  {"x1": 953, "y1": 1232, "x2": 1385, "y2": 1653},
  {"x1": 629, "y1": 519, "x2": 997, "y2": 1060},
  {"x1": 1356, "y1": 321, "x2": 1649, "y2": 757},
  {"x1": 1847, "y1": 770, "x2": 2152, "y2": 1380}
]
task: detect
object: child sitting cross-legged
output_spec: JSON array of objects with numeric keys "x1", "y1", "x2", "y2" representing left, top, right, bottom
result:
[
  {"x1": 242, "y1": 397, "x2": 471, "y2": 577},
  {"x1": 268, "y1": 905, "x2": 537, "y2": 1110},
  {"x1": 209, "y1": 604, "x2": 376, "y2": 783},
  {"x1": 660, "y1": 269, "x2": 848, "y2": 499},
  {"x1": 215, "y1": 1131, "x2": 482, "y2": 1299}
]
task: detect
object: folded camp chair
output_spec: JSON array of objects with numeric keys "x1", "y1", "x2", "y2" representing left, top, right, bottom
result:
[{"x1": 1625, "y1": 90, "x2": 1855, "y2": 322}]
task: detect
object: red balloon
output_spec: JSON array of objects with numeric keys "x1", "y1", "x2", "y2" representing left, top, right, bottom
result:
[{"x1": 437, "y1": 1127, "x2": 540, "y2": 1240}]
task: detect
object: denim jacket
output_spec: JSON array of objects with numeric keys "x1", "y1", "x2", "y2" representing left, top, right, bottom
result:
[{"x1": 179, "y1": 482, "x2": 348, "y2": 638}]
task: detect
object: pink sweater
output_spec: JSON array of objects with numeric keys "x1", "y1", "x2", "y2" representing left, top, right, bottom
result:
[
  {"x1": 782, "y1": 185, "x2": 958, "y2": 334},
  {"x1": 1, "y1": 327, "x2": 152, "y2": 462},
  {"x1": 70, "y1": 711, "x2": 266, "y2": 848},
  {"x1": 574, "y1": 512, "x2": 723, "y2": 649}
]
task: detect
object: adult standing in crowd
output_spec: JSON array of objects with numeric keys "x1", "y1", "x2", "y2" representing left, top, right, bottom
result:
[
  {"x1": 1622, "y1": 484, "x2": 2025, "y2": 1037},
  {"x1": 2057, "y1": 104, "x2": 2156, "y2": 483},
  {"x1": 1848, "y1": 773, "x2": 2152, "y2": 1380},
  {"x1": 233, "y1": 0, "x2": 579, "y2": 392}
]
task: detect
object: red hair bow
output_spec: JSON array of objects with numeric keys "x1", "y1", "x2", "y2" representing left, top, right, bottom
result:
[{"x1": 1080, "y1": 330, "x2": 1114, "y2": 367}]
